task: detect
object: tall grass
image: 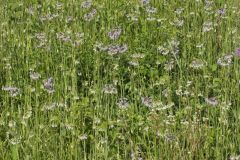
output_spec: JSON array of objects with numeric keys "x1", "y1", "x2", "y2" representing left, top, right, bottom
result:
[{"x1": 0, "y1": 0, "x2": 240, "y2": 159}]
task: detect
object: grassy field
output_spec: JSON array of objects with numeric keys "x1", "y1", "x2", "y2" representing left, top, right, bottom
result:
[{"x1": 0, "y1": 0, "x2": 240, "y2": 159}]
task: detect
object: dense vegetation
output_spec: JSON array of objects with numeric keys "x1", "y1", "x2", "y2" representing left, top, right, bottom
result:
[{"x1": 0, "y1": 0, "x2": 240, "y2": 159}]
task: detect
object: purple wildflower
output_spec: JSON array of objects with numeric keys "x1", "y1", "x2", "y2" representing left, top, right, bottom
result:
[
  {"x1": 140, "y1": 0, "x2": 150, "y2": 6},
  {"x1": 235, "y1": 48, "x2": 240, "y2": 57},
  {"x1": 218, "y1": 8, "x2": 225, "y2": 16},
  {"x1": 107, "y1": 44, "x2": 128, "y2": 55},
  {"x1": 108, "y1": 28, "x2": 122, "y2": 40},
  {"x1": 205, "y1": 97, "x2": 218, "y2": 106},
  {"x1": 43, "y1": 77, "x2": 54, "y2": 93}
]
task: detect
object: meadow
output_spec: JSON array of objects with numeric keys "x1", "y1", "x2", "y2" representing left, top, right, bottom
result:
[{"x1": 0, "y1": 0, "x2": 240, "y2": 159}]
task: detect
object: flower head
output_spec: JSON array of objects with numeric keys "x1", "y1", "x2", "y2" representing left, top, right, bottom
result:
[
  {"x1": 190, "y1": 59, "x2": 204, "y2": 69},
  {"x1": 30, "y1": 72, "x2": 41, "y2": 80},
  {"x1": 158, "y1": 45, "x2": 170, "y2": 55},
  {"x1": 205, "y1": 97, "x2": 218, "y2": 106},
  {"x1": 102, "y1": 84, "x2": 117, "y2": 94},
  {"x1": 129, "y1": 60, "x2": 139, "y2": 67},
  {"x1": 2, "y1": 86, "x2": 21, "y2": 97},
  {"x1": 131, "y1": 53, "x2": 145, "y2": 59},
  {"x1": 218, "y1": 8, "x2": 225, "y2": 16},
  {"x1": 141, "y1": 96, "x2": 153, "y2": 107},
  {"x1": 79, "y1": 134, "x2": 88, "y2": 140},
  {"x1": 81, "y1": 1, "x2": 92, "y2": 9},
  {"x1": 43, "y1": 77, "x2": 54, "y2": 93},
  {"x1": 229, "y1": 155, "x2": 240, "y2": 160},
  {"x1": 84, "y1": 9, "x2": 97, "y2": 21},
  {"x1": 235, "y1": 48, "x2": 240, "y2": 57},
  {"x1": 108, "y1": 28, "x2": 122, "y2": 40},
  {"x1": 146, "y1": 6, "x2": 157, "y2": 14},
  {"x1": 203, "y1": 21, "x2": 213, "y2": 32},
  {"x1": 117, "y1": 98, "x2": 129, "y2": 109},
  {"x1": 140, "y1": 0, "x2": 150, "y2": 5},
  {"x1": 107, "y1": 44, "x2": 128, "y2": 55},
  {"x1": 217, "y1": 54, "x2": 233, "y2": 67}
]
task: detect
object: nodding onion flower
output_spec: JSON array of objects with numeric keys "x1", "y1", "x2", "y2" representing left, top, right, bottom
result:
[
  {"x1": 107, "y1": 44, "x2": 128, "y2": 56},
  {"x1": 205, "y1": 97, "x2": 218, "y2": 106},
  {"x1": 102, "y1": 84, "x2": 117, "y2": 94},
  {"x1": 190, "y1": 59, "x2": 204, "y2": 69},
  {"x1": 81, "y1": 1, "x2": 92, "y2": 9},
  {"x1": 235, "y1": 48, "x2": 240, "y2": 57},
  {"x1": 217, "y1": 54, "x2": 233, "y2": 67},
  {"x1": 140, "y1": 0, "x2": 150, "y2": 6},
  {"x1": 43, "y1": 77, "x2": 54, "y2": 93},
  {"x1": 117, "y1": 98, "x2": 129, "y2": 109},
  {"x1": 141, "y1": 96, "x2": 153, "y2": 107},
  {"x1": 108, "y1": 28, "x2": 122, "y2": 40}
]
